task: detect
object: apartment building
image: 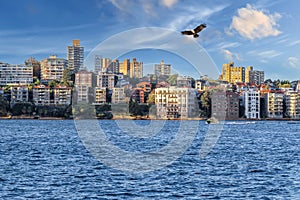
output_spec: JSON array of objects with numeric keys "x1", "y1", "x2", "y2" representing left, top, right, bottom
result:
[
  {"x1": 154, "y1": 60, "x2": 171, "y2": 76},
  {"x1": 177, "y1": 76, "x2": 195, "y2": 88},
  {"x1": 112, "y1": 87, "x2": 126, "y2": 104},
  {"x1": 10, "y1": 86, "x2": 29, "y2": 106},
  {"x1": 67, "y1": 40, "x2": 84, "y2": 73},
  {"x1": 243, "y1": 88, "x2": 260, "y2": 119},
  {"x1": 74, "y1": 70, "x2": 93, "y2": 103},
  {"x1": 263, "y1": 92, "x2": 284, "y2": 118},
  {"x1": 0, "y1": 62, "x2": 33, "y2": 85},
  {"x1": 220, "y1": 62, "x2": 245, "y2": 83},
  {"x1": 211, "y1": 91, "x2": 239, "y2": 120},
  {"x1": 54, "y1": 86, "x2": 72, "y2": 105},
  {"x1": 285, "y1": 91, "x2": 300, "y2": 118},
  {"x1": 155, "y1": 87, "x2": 198, "y2": 119},
  {"x1": 97, "y1": 72, "x2": 118, "y2": 90},
  {"x1": 94, "y1": 87, "x2": 107, "y2": 104},
  {"x1": 33, "y1": 85, "x2": 51, "y2": 105},
  {"x1": 40, "y1": 55, "x2": 67, "y2": 83},
  {"x1": 129, "y1": 58, "x2": 143, "y2": 78}
]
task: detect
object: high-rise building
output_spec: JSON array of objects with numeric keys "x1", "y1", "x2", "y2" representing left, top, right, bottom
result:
[
  {"x1": 67, "y1": 39, "x2": 84, "y2": 73},
  {"x1": 130, "y1": 58, "x2": 143, "y2": 78},
  {"x1": 119, "y1": 59, "x2": 130, "y2": 76},
  {"x1": 249, "y1": 70, "x2": 264, "y2": 85},
  {"x1": 74, "y1": 70, "x2": 93, "y2": 103},
  {"x1": 94, "y1": 55, "x2": 102, "y2": 74},
  {"x1": 154, "y1": 60, "x2": 171, "y2": 76},
  {"x1": 243, "y1": 88, "x2": 260, "y2": 119},
  {"x1": 40, "y1": 55, "x2": 67, "y2": 83},
  {"x1": 245, "y1": 66, "x2": 253, "y2": 83},
  {"x1": 107, "y1": 59, "x2": 119, "y2": 74},
  {"x1": 220, "y1": 62, "x2": 245, "y2": 83}
]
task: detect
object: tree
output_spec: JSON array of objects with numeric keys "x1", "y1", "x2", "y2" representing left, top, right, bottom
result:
[
  {"x1": 200, "y1": 90, "x2": 211, "y2": 117},
  {"x1": 146, "y1": 90, "x2": 155, "y2": 104}
]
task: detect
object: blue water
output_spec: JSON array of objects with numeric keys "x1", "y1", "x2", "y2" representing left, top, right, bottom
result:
[{"x1": 0, "y1": 120, "x2": 299, "y2": 199}]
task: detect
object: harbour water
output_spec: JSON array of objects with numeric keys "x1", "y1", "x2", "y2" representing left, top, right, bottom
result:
[{"x1": 0, "y1": 120, "x2": 299, "y2": 199}]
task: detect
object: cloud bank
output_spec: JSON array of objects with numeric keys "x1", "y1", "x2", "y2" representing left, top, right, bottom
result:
[{"x1": 230, "y1": 4, "x2": 281, "y2": 40}]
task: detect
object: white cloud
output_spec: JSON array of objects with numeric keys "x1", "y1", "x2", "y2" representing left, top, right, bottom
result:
[
  {"x1": 230, "y1": 4, "x2": 281, "y2": 40},
  {"x1": 248, "y1": 49, "x2": 282, "y2": 59},
  {"x1": 221, "y1": 49, "x2": 240, "y2": 61},
  {"x1": 159, "y1": 0, "x2": 177, "y2": 8},
  {"x1": 289, "y1": 40, "x2": 300, "y2": 46},
  {"x1": 288, "y1": 57, "x2": 298, "y2": 68}
]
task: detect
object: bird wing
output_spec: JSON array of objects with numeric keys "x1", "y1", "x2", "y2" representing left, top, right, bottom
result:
[
  {"x1": 194, "y1": 24, "x2": 206, "y2": 33},
  {"x1": 181, "y1": 30, "x2": 194, "y2": 35}
]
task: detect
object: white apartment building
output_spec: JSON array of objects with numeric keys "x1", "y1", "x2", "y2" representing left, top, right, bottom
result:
[
  {"x1": 243, "y1": 88, "x2": 260, "y2": 119},
  {"x1": 94, "y1": 87, "x2": 107, "y2": 104},
  {"x1": 33, "y1": 85, "x2": 51, "y2": 105},
  {"x1": 54, "y1": 86, "x2": 72, "y2": 105},
  {"x1": 154, "y1": 60, "x2": 171, "y2": 76},
  {"x1": 264, "y1": 92, "x2": 284, "y2": 118},
  {"x1": 112, "y1": 87, "x2": 125, "y2": 104},
  {"x1": 40, "y1": 55, "x2": 67, "y2": 82},
  {"x1": 0, "y1": 63, "x2": 33, "y2": 85},
  {"x1": 155, "y1": 87, "x2": 198, "y2": 119},
  {"x1": 10, "y1": 86, "x2": 29, "y2": 106},
  {"x1": 285, "y1": 91, "x2": 300, "y2": 118},
  {"x1": 97, "y1": 72, "x2": 117, "y2": 90}
]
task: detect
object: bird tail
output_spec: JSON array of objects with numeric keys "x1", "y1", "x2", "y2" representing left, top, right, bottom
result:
[{"x1": 193, "y1": 34, "x2": 199, "y2": 38}]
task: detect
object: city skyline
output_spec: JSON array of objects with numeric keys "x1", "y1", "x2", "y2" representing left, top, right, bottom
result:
[{"x1": 1, "y1": 0, "x2": 300, "y2": 81}]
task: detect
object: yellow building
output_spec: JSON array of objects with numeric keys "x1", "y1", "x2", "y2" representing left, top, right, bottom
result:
[
  {"x1": 220, "y1": 62, "x2": 245, "y2": 83},
  {"x1": 129, "y1": 58, "x2": 143, "y2": 78},
  {"x1": 245, "y1": 66, "x2": 253, "y2": 83},
  {"x1": 119, "y1": 59, "x2": 130, "y2": 76}
]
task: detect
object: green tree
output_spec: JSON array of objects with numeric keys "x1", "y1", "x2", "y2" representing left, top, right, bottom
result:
[
  {"x1": 167, "y1": 74, "x2": 178, "y2": 86},
  {"x1": 146, "y1": 90, "x2": 155, "y2": 104},
  {"x1": 200, "y1": 90, "x2": 211, "y2": 117}
]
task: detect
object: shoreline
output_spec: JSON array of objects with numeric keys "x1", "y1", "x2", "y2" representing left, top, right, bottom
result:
[{"x1": 1, "y1": 116, "x2": 300, "y2": 121}]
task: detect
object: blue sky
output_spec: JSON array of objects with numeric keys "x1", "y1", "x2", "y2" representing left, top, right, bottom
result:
[{"x1": 1, "y1": 0, "x2": 300, "y2": 81}]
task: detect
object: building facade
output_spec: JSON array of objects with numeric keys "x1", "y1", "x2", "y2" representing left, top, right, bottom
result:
[
  {"x1": 67, "y1": 40, "x2": 84, "y2": 73},
  {"x1": 53, "y1": 86, "x2": 72, "y2": 105},
  {"x1": 243, "y1": 88, "x2": 260, "y2": 119},
  {"x1": 177, "y1": 76, "x2": 195, "y2": 88},
  {"x1": 40, "y1": 55, "x2": 67, "y2": 83},
  {"x1": 97, "y1": 72, "x2": 118, "y2": 90},
  {"x1": 263, "y1": 92, "x2": 284, "y2": 118},
  {"x1": 112, "y1": 87, "x2": 126, "y2": 104},
  {"x1": 155, "y1": 87, "x2": 198, "y2": 119},
  {"x1": 221, "y1": 62, "x2": 245, "y2": 83},
  {"x1": 33, "y1": 85, "x2": 51, "y2": 105},
  {"x1": 211, "y1": 91, "x2": 239, "y2": 120},
  {"x1": 10, "y1": 86, "x2": 29, "y2": 106},
  {"x1": 154, "y1": 60, "x2": 171, "y2": 76},
  {"x1": 285, "y1": 91, "x2": 300, "y2": 118},
  {"x1": 94, "y1": 87, "x2": 107, "y2": 104},
  {"x1": 0, "y1": 62, "x2": 33, "y2": 85},
  {"x1": 130, "y1": 58, "x2": 143, "y2": 78}
]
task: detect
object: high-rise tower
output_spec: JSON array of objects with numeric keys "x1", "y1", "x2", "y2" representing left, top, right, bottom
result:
[{"x1": 67, "y1": 39, "x2": 84, "y2": 73}]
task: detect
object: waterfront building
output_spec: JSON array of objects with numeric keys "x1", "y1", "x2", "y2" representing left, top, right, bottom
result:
[
  {"x1": 243, "y1": 88, "x2": 260, "y2": 119},
  {"x1": 220, "y1": 62, "x2": 245, "y2": 83},
  {"x1": 284, "y1": 91, "x2": 300, "y2": 118},
  {"x1": 129, "y1": 58, "x2": 143, "y2": 78},
  {"x1": 154, "y1": 60, "x2": 171, "y2": 76},
  {"x1": 263, "y1": 92, "x2": 284, "y2": 118},
  {"x1": 40, "y1": 55, "x2": 67, "y2": 83},
  {"x1": 75, "y1": 70, "x2": 93, "y2": 87},
  {"x1": 112, "y1": 87, "x2": 126, "y2": 104},
  {"x1": 0, "y1": 62, "x2": 33, "y2": 86},
  {"x1": 10, "y1": 86, "x2": 29, "y2": 106},
  {"x1": 155, "y1": 87, "x2": 198, "y2": 119},
  {"x1": 211, "y1": 91, "x2": 239, "y2": 120},
  {"x1": 33, "y1": 85, "x2": 51, "y2": 105},
  {"x1": 94, "y1": 87, "x2": 107, "y2": 104},
  {"x1": 67, "y1": 40, "x2": 84, "y2": 73},
  {"x1": 97, "y1": 72, "x2": 118, "y2": 90},
  {"x1": 245, "y1": 66, "x2": 253, "y2": 84},
  {"x1": 53, "y1": 86, "x2": 72, "y2": 105},
  {"x1": 177, "y1": 76, "x2": 195, "y2": 88},
  {"x1": 156, "y1": 81, "x2": 170, "y2": 88}
]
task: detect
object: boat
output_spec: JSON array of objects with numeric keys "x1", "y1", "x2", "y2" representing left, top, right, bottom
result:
[
  {"x1": 226, "y1": 121, "x2": 256, "y2": 125},
  {"x1": 206, "y1": 117, "x2": 219, "y2": 124}
]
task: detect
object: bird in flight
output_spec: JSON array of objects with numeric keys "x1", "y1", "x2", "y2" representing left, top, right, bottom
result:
[{"x1": 181, "y1": 23, "x2": 206, "y2": 38}]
